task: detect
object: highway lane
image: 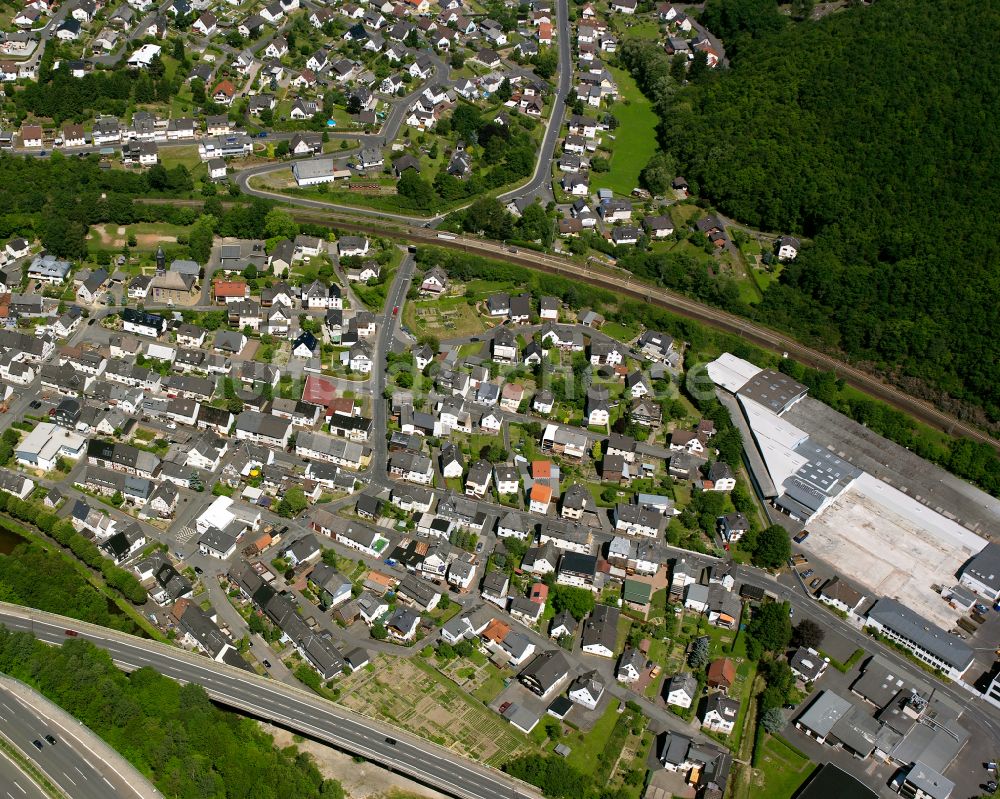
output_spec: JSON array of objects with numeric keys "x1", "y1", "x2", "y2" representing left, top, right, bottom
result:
[
  {"x1": 0, "y1": 750, "x2": 47, "y2": 799},
  {"x1": 0, "y1": 683, "x2": 148, "y2": 799},
  {"x1": 0, "y1": 606, "x2": 541, "y2": 799}
]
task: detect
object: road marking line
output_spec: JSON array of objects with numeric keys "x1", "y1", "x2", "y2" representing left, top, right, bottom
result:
[{"x1": 62, "y1": 772, "x2": 75, "y2": 786}]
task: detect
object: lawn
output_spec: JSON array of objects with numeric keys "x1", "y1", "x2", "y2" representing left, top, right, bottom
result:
[
  {"x1": 601, "y1": 320, "x2": 641, "y2": 343},
  {"x1": 159, "y1": 144, "x2": 203, "y2": 172},
  {"x1": 751, "y1": 735, "x2": 813, "y2": 799},
  {"x1": 595, "y1": 67, "x2": 659, "y2": 197},
  {"x1": 621, "y1": 19, "x2": 663, "y2": 39},
  {"x1": 463, "y1": 278, "x2": 519, "y2": 299},
  {"x1": 563, "y1": 704, "x2": 621, "y2": 773},
  {"x1": 470, "y1": 666, "x2": 508, "y2": 704}
]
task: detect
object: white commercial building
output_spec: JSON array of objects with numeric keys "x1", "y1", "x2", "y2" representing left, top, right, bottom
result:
[{"x1": 14, "y1": 423, "x2": 86, "y2": 471}]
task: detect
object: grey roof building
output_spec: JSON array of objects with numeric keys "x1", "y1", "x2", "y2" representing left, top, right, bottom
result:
[
  {"x1": 959, "y1": 541, "x2": 1000, "y2": 601},
  {"x1": 518, "y1": 649, "x2": 572, "y2": 697},
  {"x1": 865, "y1": 598, "x2": 974, "y2": 679}
]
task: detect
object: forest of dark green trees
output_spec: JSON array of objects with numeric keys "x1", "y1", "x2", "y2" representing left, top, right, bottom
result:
[
  {"x1": 0, "y1": 630, "x2": 345, "y2": 799},
  {"x1": 630, "y1": 0, "x2": 1000, "y2": 427}
]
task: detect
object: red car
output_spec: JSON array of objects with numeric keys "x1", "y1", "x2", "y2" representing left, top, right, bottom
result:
[{"x1": 392, "y1": 306, "x2": 399, "y2": 316}]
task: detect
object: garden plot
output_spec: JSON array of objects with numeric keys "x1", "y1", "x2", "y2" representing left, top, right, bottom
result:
[{"x1": 336, "y1": 656, "x2": 532, "y2": 766}]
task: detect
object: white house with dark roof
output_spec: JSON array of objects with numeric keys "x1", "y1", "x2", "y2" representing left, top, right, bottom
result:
[{"x1": 959, "y1": 542, "x2": 1000, "y2": 602}]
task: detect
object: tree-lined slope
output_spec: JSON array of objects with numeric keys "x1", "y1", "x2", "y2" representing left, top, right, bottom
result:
[{"x1": 660, "y1": 0, "x2": 1000, "y2": 425}]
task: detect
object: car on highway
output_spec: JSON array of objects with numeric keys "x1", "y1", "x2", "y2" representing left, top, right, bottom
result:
[
  {"x1": 64, "y1": 630, "x2": 77, "y2": 637},
  {"x1": 385, "y1": 737, "x2": 397, "y2": 745},
  {"x1": 29, "y1": 400, "x2": 41, "y2": 409},
  {"x1": 32, "y1": 739, "x2": 43, "y2": 750},
  {"x1": 392, "y1": 306, "x2": 399, "y2": 316},
  {"x1": 44, "y1": 735, "x2": 56, "y2": 745}
]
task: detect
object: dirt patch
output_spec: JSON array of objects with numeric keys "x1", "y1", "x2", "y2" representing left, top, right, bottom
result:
[
  {"x1": 262, "y1": 723, "x2": 449, "y2": 799},
  {"x1": 89, "y1": 224, "x2": 125, "y2": 248},
  {"x1": 135, "y1": 233, "x2": 176, "y2": 247}
]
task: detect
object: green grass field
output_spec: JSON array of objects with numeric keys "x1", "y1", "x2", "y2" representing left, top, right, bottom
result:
[
  {"x1": 595, "y1": 67, "x2": 659, "y2": 196},
  {"x1": 159, "y1": 144, "x2": 202, "y2": 172},
  {"x1": 564, "y1": 704, "x2": 621, "y2": 772},
  {"x1": 751, "y1": 735, "x2": 813, "y2": 799},
  {"x1": 601, "y1": 320, "x2": 641, "y2": 343},
  {"x1": 621, "y1": 20, "x2": 663, "y2": 39}
]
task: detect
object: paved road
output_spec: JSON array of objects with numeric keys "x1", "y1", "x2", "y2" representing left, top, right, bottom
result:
[
  {"x1": 0, "y1": 605, "x2": 542, "y2": 799},
  {"x1": 738, "y1": 562, "x2": 1000, "y2": 743},
  {"x1": 369, "y1": 252, "x2": 415, "y2": 476},
  {"x1": 237, "y1": 4, "x2": 570, "y2": 221},
  {"x1": 0, "y1": 750, "x2": 47, "y2": 799},
  {"x1": 496, "y1": 0, "x2": 570, "y2": 206},
  {"x1": 0, "y1": 678, "x2": 159, "y2": 799}
]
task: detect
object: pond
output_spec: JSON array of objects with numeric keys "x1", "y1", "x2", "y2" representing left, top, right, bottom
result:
[{"x1": 0, "y1": 525, "x2": 28, "y2": 555}]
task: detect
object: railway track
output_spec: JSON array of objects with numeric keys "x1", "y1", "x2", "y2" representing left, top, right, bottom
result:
[{"x1": 135, "y1": 198, "x2": 1000, "y2": 452}]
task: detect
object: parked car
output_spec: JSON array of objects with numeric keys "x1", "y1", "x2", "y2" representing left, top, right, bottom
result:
[
  {"x1": 793, "y1": 530, "x2": 810, "y2": 543},
  {"x1": 44, "y1": 735, "x2": 56, "y2": 745},
  {"x1": 801, "y1": 569, "x2": 815, "y2": 579},
  {"x1": 32, "y1": 739, "x2": 43, "y2": 750}
]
